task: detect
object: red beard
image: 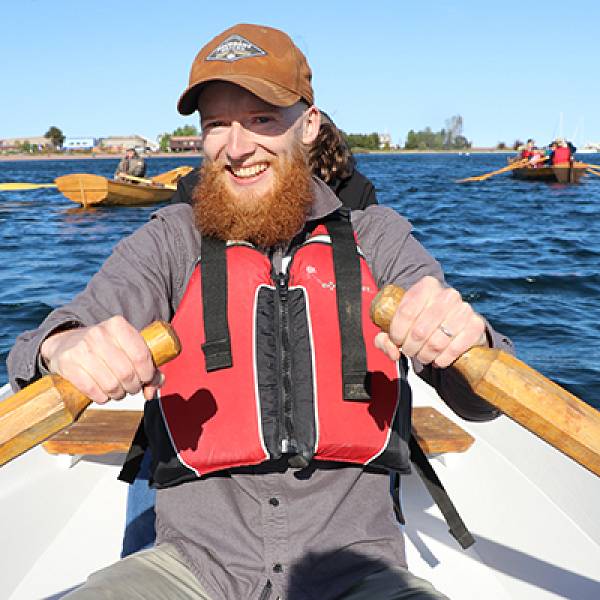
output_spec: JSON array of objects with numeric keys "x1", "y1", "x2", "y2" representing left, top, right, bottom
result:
[{"x1": 192, "y1": 144, "x2": 314, "y2": 248}]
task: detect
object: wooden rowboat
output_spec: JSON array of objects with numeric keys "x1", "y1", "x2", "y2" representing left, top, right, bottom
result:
[
  {"x1": 54, "y1": 166, "x2": 194, "y2": 207},
  {"x1": 1, "y1": 367, "x2": 599, "y2": 599},
  {"x1": 511, "y1": 162, "x2": 587, "y2": 183}
]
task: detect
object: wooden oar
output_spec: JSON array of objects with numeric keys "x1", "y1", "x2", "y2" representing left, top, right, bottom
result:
[
  {"x1": 577, "y1": 162, "x2": 600, "y2": 170},
  {"x1": 0, "y1": 321, "x2": 181, "y2": 467},
  {"x1": 370, "y1": 284, "x2": 600, "y2": 477},
  {"x1": 456, "y1": 157, "x2": 531, "y2": 183},
  {"x1": 0, "y1": 182, "x2": 57, "y2": 191},
  {"x1": 117, "y1": 173, "x2": 177, "y2": 190}
]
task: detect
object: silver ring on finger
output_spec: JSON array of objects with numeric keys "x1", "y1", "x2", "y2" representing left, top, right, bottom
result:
[{"x1": 438, "y1": 324, "x2": 454, "y2": 338}]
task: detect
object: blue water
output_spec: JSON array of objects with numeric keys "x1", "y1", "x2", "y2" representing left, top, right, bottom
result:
[{"x1": 1, "y1": 154, "x2": 599, "y2": 409}]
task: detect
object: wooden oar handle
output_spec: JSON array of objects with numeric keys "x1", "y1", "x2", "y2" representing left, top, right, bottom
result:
[
  {"x1": 140, "y1": 320, "x2": 182, "y2": 367},
  {"x1": 370, "y1": 284, "x2": 600, "y2": 477},
  {"x1": 0, "y1": 321, "x2": 181, "y2": 467},
  {"x1": 370, "y1": 284, "x2": 407, "y2": 333}
]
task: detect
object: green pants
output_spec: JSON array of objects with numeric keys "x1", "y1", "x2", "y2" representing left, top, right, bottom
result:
[{"x1": 64, "y1": 543, "x2": 450, "y2": 600}]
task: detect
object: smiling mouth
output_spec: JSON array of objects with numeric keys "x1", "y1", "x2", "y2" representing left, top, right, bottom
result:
[{"x1": 228, "y1": 163, "x2": 269, "y2": 179}]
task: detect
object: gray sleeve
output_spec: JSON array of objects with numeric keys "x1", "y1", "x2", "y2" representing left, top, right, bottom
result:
[
  {"x1": 114, "y1": 158, "x2": 126, "y2": 178},
  {"x1": 131, "y1": 158, "x2": 147, "y2": 178},
  {"x1": 352, "y1": 206, "x2": 445, "y2": 290},
  {"x1": 7, "y1": 206, "x2": 194, "y2": 391},
  {"x1": 353, "y1": 206, "x2": 514, "y2": 422}
]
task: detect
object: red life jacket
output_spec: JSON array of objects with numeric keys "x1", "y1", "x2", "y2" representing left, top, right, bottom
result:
[
  {"x1": 143, "y1": 220, "x2": 411, "y2": 488},
  {"x1": 552, "y1": 146, "x2": 571, "y2": 165}
]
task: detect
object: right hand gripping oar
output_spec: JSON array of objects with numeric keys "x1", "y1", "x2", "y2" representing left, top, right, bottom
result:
[{"x1": 370, "y1": 284, "x2": 600, "y2": 477}]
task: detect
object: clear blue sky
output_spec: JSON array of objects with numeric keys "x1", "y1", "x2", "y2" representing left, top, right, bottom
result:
[{"x1": 3, "y1": 0, "x2": 600, "y2": 148}]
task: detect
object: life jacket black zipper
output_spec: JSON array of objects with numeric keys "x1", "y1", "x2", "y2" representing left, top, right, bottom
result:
[
  {"x1": 275, "y1": 271, "x2": 296, "y2": 454},
  {"x1": 273, "y1": 238, "x2": 336, "y2": 460}
]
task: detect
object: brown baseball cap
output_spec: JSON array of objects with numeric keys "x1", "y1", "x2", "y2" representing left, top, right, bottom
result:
[{"x1": 177, "y1": 23, "x2": 314, "y2": 115}]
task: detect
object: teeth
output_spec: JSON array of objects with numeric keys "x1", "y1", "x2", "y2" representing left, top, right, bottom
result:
[{"x1": 231, "y1": 163, "x2": 268, "y2": 178}]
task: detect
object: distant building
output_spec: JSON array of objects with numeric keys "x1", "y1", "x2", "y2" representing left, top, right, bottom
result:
[
  {"x1": 0, "y1": 136, "x2": 53, "y2": 152},
  {"x1": 378, "y1": 133, "x2": 392, "y2": 149},
  {"x1": 579, "y1": 142, "x2": 600, "y2": 153},
  {"x1": 99, "y1": 135, "x2": 158, "y2": 153},
  {"x1": 169, "y1": 135, "x2": 203, "y2": 152},
  {"x1": 63, "y1": 137, "x2": 98, "y2": 151}
]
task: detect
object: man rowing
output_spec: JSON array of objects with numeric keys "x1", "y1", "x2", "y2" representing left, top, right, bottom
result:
[{"x1": 8, "y1": 23, "x2": 513, "y2": 599}]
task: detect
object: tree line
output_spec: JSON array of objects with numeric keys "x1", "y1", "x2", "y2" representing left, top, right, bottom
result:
[
  {"x1": 404, "y1": 115, "x2": 470, "y2": 150},
  {"x1": 339, "y1": 115, "x2": 472, "y2": 151}
]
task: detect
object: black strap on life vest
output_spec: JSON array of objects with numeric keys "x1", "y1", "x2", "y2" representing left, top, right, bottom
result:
[
  {"x1": 324, "y1": 218, "x2": 370, "y2": 400},
  {"x1": 118, "y1": 418, "x2": 149, "y2": 484},
  {"x1": 393, "y1": 434, "x2": 475, "y2": 550},
  {"x1": 199, "y1": 236, "x2": 232, "y2": 371}
]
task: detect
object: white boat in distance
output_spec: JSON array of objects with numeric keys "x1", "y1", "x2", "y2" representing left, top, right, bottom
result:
[{"x1": 1, "y1": 369, "x2": 599, "y2": 600}]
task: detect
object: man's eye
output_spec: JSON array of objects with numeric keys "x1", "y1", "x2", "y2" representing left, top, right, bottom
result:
[
  {"x1": 253, "y1": 116, "x2": 272, "y2": 124},
  {"x1": 203, "y1": 121, "x2": 226, "y2": 131}
]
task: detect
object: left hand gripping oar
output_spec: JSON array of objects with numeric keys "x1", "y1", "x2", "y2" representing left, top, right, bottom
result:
[
  {"x1": 0, "y1": 321, "x2": 181, "y2": 466},
  {"x1": 371, "y1": 284, "x2": 600, "y2": 477}
]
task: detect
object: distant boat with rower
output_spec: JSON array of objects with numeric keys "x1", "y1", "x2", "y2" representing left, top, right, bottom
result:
[
  {"x1": 457, "y1": 137, "x2": 600, "y2": 184},
  {"x1": 54, "y1": 166, "x2": 193, "y2": 207},
  {"x1": 510, "y1": 162, "x2": 588, "y2": 183}
]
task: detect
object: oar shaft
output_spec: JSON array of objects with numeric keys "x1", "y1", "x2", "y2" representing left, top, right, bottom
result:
[
  {"x1": 457, "y1": 158, "x2": 530, "y2": 183},
  {"x1": 118, "y1": 173, "x2": 177, "y2": 190},
  {"x1": 370, "y1": 285, "x2": 600, "y2": 477},
  {"x1": 0, "y1": 321, "x2": 181, "y2": 466},
  {"x1": 0, "y1": 183, "x2": 57, "y2": 191}
]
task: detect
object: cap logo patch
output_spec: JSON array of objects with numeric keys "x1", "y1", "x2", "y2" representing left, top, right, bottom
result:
[{"x1": 206, "y1": 35, "x2": 266, "y2": 62}]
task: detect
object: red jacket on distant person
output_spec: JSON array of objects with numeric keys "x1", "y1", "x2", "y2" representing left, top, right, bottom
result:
[{"x1": 552, "y1": 146, "x2": 571, "y2": 164}]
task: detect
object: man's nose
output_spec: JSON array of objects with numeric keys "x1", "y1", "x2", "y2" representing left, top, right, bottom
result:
[{"x1": 226, "y1": 121, "x2": 254, "y2": 162}]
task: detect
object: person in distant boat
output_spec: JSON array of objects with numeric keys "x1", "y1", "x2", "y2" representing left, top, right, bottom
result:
[
  {"x1": 519, "y1": 139, "x2": 536, "y2": 160},
  {"x1": 8, "y1": 23, "x2": 513, "y2": 600},
  {"x1": 114, "y1": 147, "x2": 147, "y2": 180},
  {"x1": 551, "y1": 138, "x2": 572, "y2": 165},
  {"x1": 529, "y1": 146, "x2": 547, "y2": 168}
]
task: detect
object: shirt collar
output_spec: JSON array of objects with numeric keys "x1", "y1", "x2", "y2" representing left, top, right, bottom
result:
[{"x1": 307, "y1": 177, "x2": 342, "y2": 221}]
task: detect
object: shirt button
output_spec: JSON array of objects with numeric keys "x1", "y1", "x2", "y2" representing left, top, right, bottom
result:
[
  {"x1": 273, "y1": 563, "x2": 283, "y2": 573},
  {"x1": 269, "y1": 497, "x2": 280, "y2": 507}
]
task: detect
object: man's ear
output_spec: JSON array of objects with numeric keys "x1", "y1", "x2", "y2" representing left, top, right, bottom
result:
[{"x1": 302, "y1": 105, "x2": 321, "y2": 145}]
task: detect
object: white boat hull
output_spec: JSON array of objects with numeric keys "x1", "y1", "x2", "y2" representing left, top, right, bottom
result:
[{"x1": 1, "y1": 374, "x2": 599, "y2": 600}]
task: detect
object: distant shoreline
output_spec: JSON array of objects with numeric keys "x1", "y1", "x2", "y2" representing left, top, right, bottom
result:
[
  {"x1": 353, "y1": 148, "x2": 516, "y2": 155},
  {"x1": 0, "y1": 152, "x2": 203, "y2": 163},
  {"x1": 0, "y1": 149, "x2": 516, "y2": 163}
]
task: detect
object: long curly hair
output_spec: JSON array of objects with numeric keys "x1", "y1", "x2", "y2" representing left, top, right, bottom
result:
[{"x1": 309, "y1": 114, "x2": 355, "y2": 184}]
